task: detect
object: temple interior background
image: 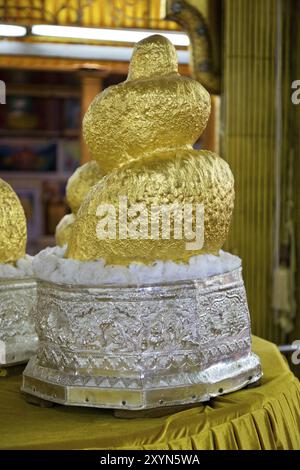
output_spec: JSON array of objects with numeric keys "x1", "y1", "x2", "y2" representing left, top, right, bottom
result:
[{"x1": 0, "y1": 0, "x2": 299, "y2": 370}]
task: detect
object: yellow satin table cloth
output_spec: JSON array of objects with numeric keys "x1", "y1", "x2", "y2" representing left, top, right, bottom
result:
[{"x1": 0, "y1": 336, "x2": 299, "y2": 450}]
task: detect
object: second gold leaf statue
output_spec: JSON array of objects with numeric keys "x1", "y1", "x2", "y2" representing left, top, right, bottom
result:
[
  {"x1": 55, "y1": 160, "x2": 105, "y2": 246},
  {"x1": 0, "y1": 179, "x2": 27, "y2": 264}
]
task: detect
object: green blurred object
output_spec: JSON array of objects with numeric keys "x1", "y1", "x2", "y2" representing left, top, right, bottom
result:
[{"x1": 6, "y1": 97, "x2": 38, "y2": 130}]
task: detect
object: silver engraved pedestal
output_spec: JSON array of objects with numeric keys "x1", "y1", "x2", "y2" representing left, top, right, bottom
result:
[
  {"x1": 0, "y1": 278, "x2": 37, "y2": 367},
  {"x1": 22, "y1": 268, "x2": 262, "y2": 409}
]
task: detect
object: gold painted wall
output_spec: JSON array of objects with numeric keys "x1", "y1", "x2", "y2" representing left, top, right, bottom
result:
[
  {"x1": 222, "y1": 0, "x2": 288, "y2": 342},
  {"x1": 0, "y1": 0, "x2": 177, "y2": 30},
  {"x1": 0, "y1": 1, "x2": 191, "y2": 73}
]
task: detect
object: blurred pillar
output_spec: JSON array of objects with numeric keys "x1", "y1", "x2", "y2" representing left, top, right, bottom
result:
[
  {"x1": 291, "y1": 0, "x2": 300, "y2": 345},
  {"x1": 222, "y1": 0, "x2": 295, "y2": 343},
  {"x1": 79, "y1": 69, "x2": 108, "y2": 164},
  {"x1": 201, "y1": 95, "x2": 220, "y2": 153}
]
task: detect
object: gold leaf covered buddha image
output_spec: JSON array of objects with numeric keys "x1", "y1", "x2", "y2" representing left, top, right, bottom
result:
[
  {"x1": 0, "y1": 179, "x2": 37, "y2": 367},
  {"x1": 66, "y1": 35, "x2": 235, "y2": 265},
  {"x1": 0, "y1": 178, "x2": 27, "y2": 264},
  {"x1": 55, "y1": 160, "x2": 105, "y2": 247},
  {"x1": 23, "y1": 35, "x2": 261, "y2": 411}
]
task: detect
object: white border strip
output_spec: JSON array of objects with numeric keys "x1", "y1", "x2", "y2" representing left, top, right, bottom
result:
[{"x1": 0, "y1": 41, "x2": 189, "y2": 64}]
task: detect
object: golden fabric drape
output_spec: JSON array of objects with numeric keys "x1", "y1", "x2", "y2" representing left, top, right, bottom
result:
[{"x1": 0, "y1": 337, "x2": 299, "y2": 450}]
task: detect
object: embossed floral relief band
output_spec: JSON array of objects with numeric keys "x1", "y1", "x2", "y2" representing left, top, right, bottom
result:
[
  {"x1": 0, "y1": 279, "x2": 37, "y2": 366},
  {"x1": 22, "y1": 269, "x2": 261, "y2": 409}
]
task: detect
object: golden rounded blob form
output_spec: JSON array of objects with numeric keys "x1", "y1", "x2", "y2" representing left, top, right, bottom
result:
[
  {"x1": 66, "y1": 160, "x2": 105, "y2": 214},
  {"x1": 83, "y1": 36, "x2": 211, "y2": 173},
  {"x1": 67, "y1": 35, "x2": 234, "y2": 265},
  {"x1": 66, "y1": 150, "x2": 235, "y2": 264},
  {"x1": 127, "y1": 34, "x2": 178, "y2": 80},
  {"x1": 0, "y1": 178, "x2": 27, "y2": 264},
  {"x1": 55, "y1": 213, "x2": 76, "y2": 247}
]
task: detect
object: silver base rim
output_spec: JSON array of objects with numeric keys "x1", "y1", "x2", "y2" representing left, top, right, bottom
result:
[
  {"x1": 22, "y1": 353, "x2": 262, "y2": 410},
  {"x1": 0, "y1": 337, "x2": 38, "y2": 367}
]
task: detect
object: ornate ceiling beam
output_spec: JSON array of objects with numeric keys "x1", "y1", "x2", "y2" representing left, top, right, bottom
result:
[{"x1": 162, "y1": 0, "x2": 221, "y2": 94}]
